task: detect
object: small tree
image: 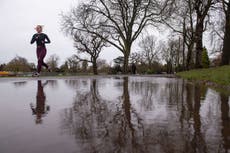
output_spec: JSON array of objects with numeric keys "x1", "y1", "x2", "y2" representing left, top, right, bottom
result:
[
  {"x1": 73, "y1": 31, "x2": 107, "y2": 75},
  {"x1": 202, "y1": 47, "x2": 210, "y2": 68}
]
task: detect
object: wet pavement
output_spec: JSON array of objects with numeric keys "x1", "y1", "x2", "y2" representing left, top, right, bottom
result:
[{"x1": 0, "y1": 76, "x2": 229, "y2": 153}]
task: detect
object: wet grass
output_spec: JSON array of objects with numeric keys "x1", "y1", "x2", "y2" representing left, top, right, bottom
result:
[{"x1": 177, "y1": 66, "x2": 230, "y2": 86}]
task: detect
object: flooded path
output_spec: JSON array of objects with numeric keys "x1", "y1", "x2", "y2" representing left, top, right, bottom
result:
[{"x1": 0, "y1": 76, "x2": 229, "y2": 153}]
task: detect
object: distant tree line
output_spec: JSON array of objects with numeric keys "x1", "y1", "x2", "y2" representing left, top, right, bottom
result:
[
  {"x1": 0, "y1": 54, "x2": 110, "y2": 74},
  {"x1": 0, "y1": 50, "x2": 215, "y2": 74}
]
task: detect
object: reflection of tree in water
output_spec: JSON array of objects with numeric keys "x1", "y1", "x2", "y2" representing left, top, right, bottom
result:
[
  {"x1": 46, "y1": 80, "x2": 58, "y2": 89},
  {"x1": 61, "y1": 77, "x2": 230, "y2": 153},
  {"x1": 130, "y1": 78, "x2": 210, "y2": 153},
  {"x1": 61, "y1": 77, "x2": 150, "y2": 153},
  {"x1": 62, "y1": 79, "x2": 108, "y2": 139},
  {"x1": 190, "y1": 84, "x2": 207, "y2": 153},
  {"x1": 220, "y1": 93, "x2": 230, "y2": 152},
  {"x1": 178, "y1": 83, "x2": 230, "y2": 153},
  {"x1": 112, "y1": 77, "x2": 145, "y2": 153},
  {"x1": 130, "y1": 79, "x2": 159, "y2": 111},
  {"x1": 65, "y1": 79, "x2": 89, "y2": 91},
  {"x1": 167, "y1": 82, "x2": 208, "y2": 153}
]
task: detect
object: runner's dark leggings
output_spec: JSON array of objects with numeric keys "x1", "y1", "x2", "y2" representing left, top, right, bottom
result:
[{"x1": 37, "y1": 46, "x2": 48, "y2": 73}]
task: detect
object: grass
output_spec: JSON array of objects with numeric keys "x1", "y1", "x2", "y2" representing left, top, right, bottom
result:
[{"x1": 177, "y1": 65, "x2": 230, "y2": 86}]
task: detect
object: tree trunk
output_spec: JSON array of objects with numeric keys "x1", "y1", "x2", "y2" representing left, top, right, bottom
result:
[
  {"x1": 122, "y1": 77, "x2": 134, "y2": 131},
  {"x1": 186, "y1": 42, "x2": 194, "y2": 70},
  {"x1": 182, "y1": 19, "x2": 186, "y2": 70},
  {"x1": 222, "y1": 4, "x2": 230, "y2": 65},
  {"x1": 177, "y1": 38, "x2": 181, "y2": 72},
  {"x1": 195, "y1": 22, "x2": 204, "y2": 68},
  {"x1": 182, "y1": 38, "x2": 185, "y2": 70},
  {"x1": 123, "y1": 45, "x2": 131, "y2": 74},
  {"x1": 92, "y1": 59, "x2": 98, "y2": 75}
]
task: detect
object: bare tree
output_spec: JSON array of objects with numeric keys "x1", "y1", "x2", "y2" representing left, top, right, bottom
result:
[
  {"x1": 163, "y1": 0, "x2": 223, "y2": 69},
  {"x1": 62, "y1": 5, "x2": 108, "y2": 75},
  {"x1": 73, "y1": 31, "x2": 107, "y2": 75},
  {"x1": 162, "y1": 0, "x2": 196, "y2": 70},
  {"x1": 221, "y1": 0, "x2": 230, "y2": 65},
  {"x1": 138, "y1": 35, "x2": 160, "y2": 69},
  {"x1": 62, "y1": 0, "x2": 175, "y2": 73}
]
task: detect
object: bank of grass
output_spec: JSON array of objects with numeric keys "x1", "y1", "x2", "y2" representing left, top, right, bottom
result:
[{"x1": 177, "y1": 66, "x2": 230, "y2": 86}]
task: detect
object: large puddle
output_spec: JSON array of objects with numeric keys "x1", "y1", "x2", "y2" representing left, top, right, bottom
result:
[{"x1": 0, "y1": 76, "x2": 229, "y2": 153}]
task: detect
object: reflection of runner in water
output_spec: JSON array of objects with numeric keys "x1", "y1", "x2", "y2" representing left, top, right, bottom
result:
[
  {"x1": 30, "y1": 80, "x2": 50, "y2": 124},
  {"x1": 30, "y1": 25, "x2": 51, "y2": 77}
]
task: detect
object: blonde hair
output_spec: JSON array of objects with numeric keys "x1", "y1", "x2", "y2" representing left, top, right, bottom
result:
[{"x1": 35, "y1": 25, "x2": 44, "y2": 30}]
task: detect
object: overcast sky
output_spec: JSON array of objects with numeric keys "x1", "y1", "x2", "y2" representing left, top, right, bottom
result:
[{"x1": 0, "y1": 0, "x2": 122, "y2": 65}]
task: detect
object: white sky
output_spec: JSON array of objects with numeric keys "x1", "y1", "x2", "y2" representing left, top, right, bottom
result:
[{"x1": 0, "y1": 0, "x2": 122, "y2": 65}]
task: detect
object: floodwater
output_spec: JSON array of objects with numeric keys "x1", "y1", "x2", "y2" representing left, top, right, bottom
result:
[{"x1": 0, "y1": 76, "x2": 229, "y2": 153}]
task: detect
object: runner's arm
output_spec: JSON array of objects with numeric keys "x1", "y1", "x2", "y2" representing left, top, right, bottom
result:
[
  {"x1": 45, "y1": 34, "x2": 51, "y2": 44},
  {"x1": 30, "y1": 34, "x2": 37, "y2": 44}
]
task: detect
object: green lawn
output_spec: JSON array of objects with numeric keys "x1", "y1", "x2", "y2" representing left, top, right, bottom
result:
[{"x1": 177, "y1": 66, "x2": 230, "y2": 86}]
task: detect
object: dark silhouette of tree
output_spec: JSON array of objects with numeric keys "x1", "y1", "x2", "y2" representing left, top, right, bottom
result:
[
  {"x1": 73, "y1": 31, "x2": 107, "y2": 75},
  {"x1": 221, "y1": 0, "x2": 230, "y2": 65}
]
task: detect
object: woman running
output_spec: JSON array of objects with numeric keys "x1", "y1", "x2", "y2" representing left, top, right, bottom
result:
[{"x1": 31, "y1": 25, "x2": 51, "y2": 76}]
